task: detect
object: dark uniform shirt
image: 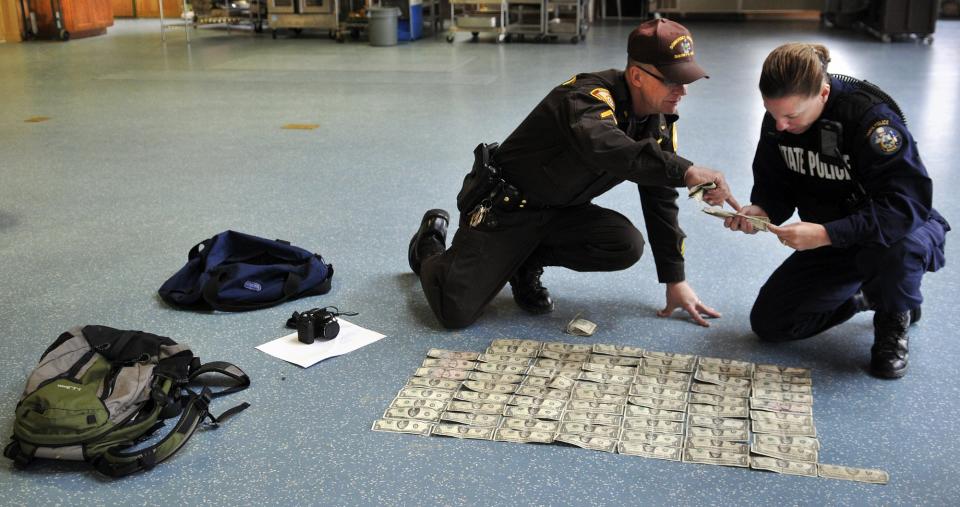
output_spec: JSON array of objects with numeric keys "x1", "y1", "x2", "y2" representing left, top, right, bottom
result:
[
  {"x1": 493, "y1": 69, "x2": 695, "y2": 283},
  {"x1": 751, "y1": 75, "x2": 941, "y2": 249}
]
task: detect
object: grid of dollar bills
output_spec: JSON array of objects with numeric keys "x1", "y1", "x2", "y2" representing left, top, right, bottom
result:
[{"x1": 372, "y1": 339, "x2": 888, "y2": 485}]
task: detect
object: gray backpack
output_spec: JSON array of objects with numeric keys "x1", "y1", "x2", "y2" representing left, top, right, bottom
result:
[{"x1": 4, "y1": 325, "x2": 249, "y2": 477}]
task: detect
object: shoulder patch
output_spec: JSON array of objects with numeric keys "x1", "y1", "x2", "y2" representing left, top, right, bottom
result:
[
  {"x1": 869, "y1": 124, "x2": 902, "y2": 155},
  {"x1": 590, "y1": 88, "x2": 616, "y2": 112},
  {"x1": 561, "y1": 75, "x2": 577, "y2": 86},
  {"x1": 600, "y1": 109, "x2": 617, "y2": 124}
]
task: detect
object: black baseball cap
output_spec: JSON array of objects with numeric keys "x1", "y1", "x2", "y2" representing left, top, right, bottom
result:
[{"x1": 628, "y1": 18, "x2": 709, "y2": 84}]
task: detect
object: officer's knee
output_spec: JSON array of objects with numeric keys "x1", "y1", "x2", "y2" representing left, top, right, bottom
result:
[
  {"x1": 750, "y1": 304, "x2": 795, "y2": 343},
  {"x1": 436, "y1": 309, "x2": 479, "y2": 330},
  {"x1": 608, "y1": 232, "x2": 645, "y2": 271}
]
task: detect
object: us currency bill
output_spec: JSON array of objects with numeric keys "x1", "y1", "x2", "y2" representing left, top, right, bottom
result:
[
  {"x1": 431, "y1": 423, "x2": 495, "y2": 440},
  {"x1": 508, "y1": 395, "x2": 567, "y2": 410},
  {"x1": 547, "y1": 375, "x2": 577, "y2": 390},
  {"x1": 405, "y1": 377, "x2": 462, "y2": 390},
  {"x1": 568, "y1": 400, "x2": 624, "y2": 414},
  {"x1": 752, "y1": 381, "x2": 812, "y2": 394},
  {"x1": 751, "y1": 420, "x2": 817, "y2": 437},
  {"x1": 818, "y1": 464, "x2": 889, "y2": 484},
  {"x1": 421, "y1": 358, "x2": 477, "y2": 370},
  {"x1": 688, "y1": 403, "x2": 749, "y2": 419},
  {"x1": 518, "y1": 376, "x2": 549, "y2": 388},
  {"x1": 627, "y1": 396, "x2": 688, "y2": 412},
  {"x1": 543, "y1": 342, "x2": 593, "y2": 354},
  {"x1": 581, "y1": 362, "x2": 637, "y2": 376},
  {"x1": 621, "y1": 417, "x2": 685, "y2": 435},
  {"x1": 697, "y1": 363, "x2": 753, "y2": 377},
  {"x1": 686, "y1": 426, "x2": 750, "y2": 441},
  {"x1": 749, "y1": 411, "x2": 815, "y2": 427},
  {"x1": 564, "y1": 315, "x2": 598, "y2": 337},
  {"x1": 682, "y1": 447, "x2": 750, "y2": 467},
  {"x1": 629, "y1": 384, "x2": 689, "y2": 401},
  {"x1": 383, "y1": 407, "x2": 442, "y2": 422},
  {"x1": 445, "y1": 401, "x2": 505, "y2": 415},
  {"x1": 455, "y1": 390, "x2": 511, "y2": 404},
  {"x1": 426, "y1": 349, "x2": 480, "y2": 361},
  {"x1": 751, "y1": 456, "x2": 818, "y2": 478},
  {"x1": 751, "y1": 442, "x2": 819, "y2": 463},
  {"x1": 578, "y1": 371, "x2": 634, "y2": 385},
  {"x1": 689, "y1": 393, "x2": 749, "y2": 408},
  {"x1": 515, "y1": 386, "x2": 572, "y2": 401},
  {"x1": 371, "y1": 418, "x2": 433, "y2": 436},
  {"x1": 752, "y1": 371, "x2": 813, "y2": 384},
  {"x1": 755, "y1": 364, "x2": 811, "y2": 377},
  {"x1": 694, "y1": 371, "x2": 753, "y2": 388},
  {"x1": 684, "y1": 437, "x2": 748, "y2": 454},
  {"x1": 397, "y1": 387, "x2": 456, "y2": 401},
  {"x1": 643, "y1": 357, "x2": 696, "y2": 372},
  {"x1": 750, "y1": 389, "x2": 813, "y2": 404},
  {"x1": 563, "y1": 411, "x2": 623, "y2": 426},
  {"x1": 619, "y1": 432, "x2": 683, "y2": 447},
  {"x1": 461, "y1": 381, "x2": 518, "y2": 394},
  {"x1": 752, "y1": 434, "x2": 820, "y2": 450},
  {"x1": 571, "y1": 390, "x2": 629, "y2": 405},
  {"x1": 473, "y1": 362, "x2": 529, "y2": 375},
  {"x1": 558, "y1": 422, "x2": 621, "y2": 438},
  {"x1": 701, "y1": 206, "x2": 772, "y2": 232},
  {"x1": 592, "y1": 344, "x2": 645, "y2": 357},
  {"x1": 588, "y1": 355, "x2": 644, "y2": 367},
  {"x1": 440, "y1": 411, "x2": 501, "y2": 427},
  {"x1": 491, "y1": 338, "x2": 542, "y2": 349},
  {"x1": 539, "y1": 351, "x2": 591, "y2": 362},
  {"x1": 618, "y1": 442, "x2": 683, "y2": 461},
  {"x1": 414, "y1": 367, "x2": 470, "y2": 380},
  {"x1": 555, "y1": 433, "x2": 618, "y2": 452},
  {"x1": 636, "y1": 366, "x2": 692, "y2": 380},
  {"x1": 487, "y1": 345, "x2": 539, "y2": 357},
  {"x1": 698, "y1": 357, "x2": 754, "y2": 370},
  {"x1": 750, "y1": 398, "x2": 813, "y2": 415},
  {"x1": 687, "y1": 415, "x2": 750, "y2": 431},
  {"x1": 476, "y1": 353, "x2": 533, "y2": 365},
  {"x1": 467, "y1": 372, "x2": 524, "y2": 384},
  {"x1": 494, "y1": 428, "x2": 555, "y2": 444},
  {"x1": 691, "y1": 382, "x2": 751, "y2": 398},
  {"x1": 388, "y1": 397, "x2": 447, "y2": 412},
  {"x1": 575, "y1": 383, "x2": 631, "y2": 395},
  {"x1": 633, "y1": 374, "x2": 690, "y2": 391},
  {"x1": 502, "y1": 406, "x2": 563, "y2": 420},
  {"x1": 623, "y1": 406, "x2": 686, "y2": 421},
  {"x1": 500, "y1": 417, "x2": 560, "y2": 433},
  {"x1": 688, "y1": 181, "x2": 717, "y2": 202}
]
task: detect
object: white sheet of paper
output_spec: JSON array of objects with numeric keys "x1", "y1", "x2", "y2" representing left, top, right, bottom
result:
[{"x1": 255, "y1": 319, "x2": 386, "y2": 368}]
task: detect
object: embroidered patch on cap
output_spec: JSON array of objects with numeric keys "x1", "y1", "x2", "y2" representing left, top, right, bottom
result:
[
  {"x1": 590, "y1": 88, "x2": 616, "y2": 111},
  {"x1": 869, "y1": 125, "x2": 902, "y2": 155},
  {"x1": 669, "y1": 35, "x2": 695, "y2": 59}
]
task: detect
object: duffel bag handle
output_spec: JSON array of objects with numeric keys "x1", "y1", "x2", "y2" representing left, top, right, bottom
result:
[{"x1": 200, "y1": 271, "x2": 304, "y2": 312}]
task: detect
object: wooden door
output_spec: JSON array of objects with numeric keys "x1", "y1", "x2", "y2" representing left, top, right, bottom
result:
[
  {"x1": 136, "y1": 0, "x2": 181, "y2": 17},
  {"x1": 111, "y1": 0, "x2": 134, "y2": 16},
  {"x1": 1, "y1": 0, "x2": 24, "y2": 41}
]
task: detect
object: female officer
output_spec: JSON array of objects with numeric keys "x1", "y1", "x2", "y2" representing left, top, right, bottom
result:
[{"x1": 726, "y1": 43, "x2": 949, "y2": 379}]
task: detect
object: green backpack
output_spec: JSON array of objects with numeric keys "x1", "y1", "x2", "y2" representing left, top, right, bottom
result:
[{"x1": 4, "y1": 325, "x2": 250, "y2": 477}]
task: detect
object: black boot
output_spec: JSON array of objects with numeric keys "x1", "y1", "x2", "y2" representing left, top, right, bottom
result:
[
  {"x1": 509, "y1": 264, "x2": 554, "y2": 314},
  {"x1": 853, "y1": 290, "x2": 922, "y2": 325},
  {"x1": 408, "y1": 209, "x2": 450, "y2": 276},
  {"x1": 870, "y1": 310, "x2": 911, "y2": 379}
]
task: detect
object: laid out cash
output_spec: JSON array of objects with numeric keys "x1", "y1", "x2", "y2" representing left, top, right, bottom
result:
[
  {"x1": 565, "y1": 313, "x2": 598, "y2": 337},
  {"x1": 374, "y1": 340, "x2": 888, "y2": 484}
]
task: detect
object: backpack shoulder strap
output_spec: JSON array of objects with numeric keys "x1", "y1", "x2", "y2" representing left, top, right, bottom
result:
[
  {"x1": 92, "y1": 362, "x2": 250, "y2": 478},
  {"x1": 830, "y1": 74, "x2": 908, "y2": 126}
]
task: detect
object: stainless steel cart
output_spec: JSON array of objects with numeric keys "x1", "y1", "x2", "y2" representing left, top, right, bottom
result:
[
  {"x1": 503, "y1": 0, "x2": 545, "y2": 42},
  {"x1": 544, "y1": 0, "x2": 587, "y2": 43},
  {"x1": 447, "y1": 0, "x2": 507, "y2": 43},
  {"x1": 269, "y1": 0, "x2": 342, "y2": 40}
]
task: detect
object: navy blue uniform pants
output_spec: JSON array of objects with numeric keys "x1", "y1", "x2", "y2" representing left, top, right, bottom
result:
[
  {"x1": 420, "y1": 203, "x2": 645, "y2": 329},
  {"x1": 751, "y1": 215, "x2": 949, "y2": 342}
]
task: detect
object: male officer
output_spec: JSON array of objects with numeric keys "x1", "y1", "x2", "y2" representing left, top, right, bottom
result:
[
  {"x1": 725, "y1": 43, "x2": 949, "y2": 378},
  {"x1": 409, "y1": 19, "x2": 739, "y2": 329}
]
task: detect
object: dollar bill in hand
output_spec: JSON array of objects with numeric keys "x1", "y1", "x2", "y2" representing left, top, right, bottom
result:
[
  {"x1": 371, "y1": 418, "x2": 433, "y2": 436},
  {"x1": 702, "y1": 207, "x2": 771, "y2": 232}
]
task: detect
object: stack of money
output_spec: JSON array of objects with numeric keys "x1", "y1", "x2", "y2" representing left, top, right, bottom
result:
[{"x1": 374, "y1": 340, "x2": 890, "y2": 484}]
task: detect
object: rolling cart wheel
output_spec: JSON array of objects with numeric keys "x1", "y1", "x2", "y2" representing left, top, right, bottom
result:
[
  {"x1": 59, "y1": 30, "x2": 70, "y2": 41},
  {"x1": 446, "y1": 33, "x2": 455, "y2": 43},
  {"x1": 922, "y1": 35, "x2": 934, "y2": 44},
  {"x1": 496, "y1": 33, "x2": 506, "y2": 43}
]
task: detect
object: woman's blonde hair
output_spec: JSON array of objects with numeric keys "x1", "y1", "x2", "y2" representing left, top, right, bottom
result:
[{"x1": 759, "y1": 43, "x2": 831, "y2": 99}]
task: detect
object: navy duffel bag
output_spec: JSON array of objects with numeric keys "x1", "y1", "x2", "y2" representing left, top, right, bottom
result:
[{"x1": 159, "y1": 230, "x2": 333, "y2": 312}]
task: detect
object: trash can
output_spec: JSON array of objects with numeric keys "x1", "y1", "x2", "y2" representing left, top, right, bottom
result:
[{"x1": 368, "y1": 7, "x2": 400, "y2": 46}]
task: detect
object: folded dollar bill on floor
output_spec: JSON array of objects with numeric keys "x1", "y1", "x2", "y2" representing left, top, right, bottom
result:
[{"x1": 565, "y1": 313, "x2": 597, "y2": 336}]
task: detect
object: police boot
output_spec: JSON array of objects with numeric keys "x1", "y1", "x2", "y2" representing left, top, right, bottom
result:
[
  {"x1": 870, "y1": 310, "x2": 911, "y2": 379},
  {"x1": 408, "y1": 209, "x2": 450, "y2": 276},
  {"x1": 509, "y1": 264, "x2": 554, "y2": 314}
]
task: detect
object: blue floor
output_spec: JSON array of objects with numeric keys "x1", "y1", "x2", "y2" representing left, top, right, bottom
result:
[{"x1": 1, "y1": 16, "x2": 958, "y2": 505}]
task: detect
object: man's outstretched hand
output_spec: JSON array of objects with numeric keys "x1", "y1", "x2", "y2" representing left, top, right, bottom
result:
[{"x1": 658, "y1": 281, "x2": 721, "y2": 327}]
